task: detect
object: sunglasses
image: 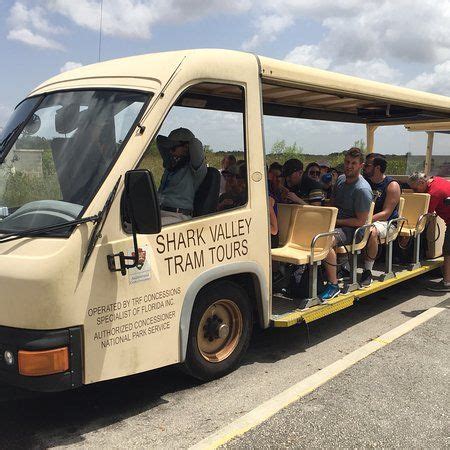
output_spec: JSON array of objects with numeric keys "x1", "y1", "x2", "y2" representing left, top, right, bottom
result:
[{"x1": 309, "y1": 171, "x2": 320, "y2": 176}]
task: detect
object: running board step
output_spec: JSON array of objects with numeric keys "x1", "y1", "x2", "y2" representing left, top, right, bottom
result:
[{"x1": 270, "y1": 259, "x2": 443, "y2": 328}]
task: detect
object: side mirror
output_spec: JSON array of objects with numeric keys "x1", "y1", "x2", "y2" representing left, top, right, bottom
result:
[
  {"x1": 123, "y1": 169, "x2": 161, "y2": 234},
  {"x1": 108, "y1": 169, "x2": 161, "y2": 276}
]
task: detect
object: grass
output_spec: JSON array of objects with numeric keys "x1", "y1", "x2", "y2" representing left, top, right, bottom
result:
[
  {"x1": 139, "y1": 149, "x2": 411, "y2": 186},
  {"x1": 1, "y1": 148, "x2": 415, "y2": 209}
]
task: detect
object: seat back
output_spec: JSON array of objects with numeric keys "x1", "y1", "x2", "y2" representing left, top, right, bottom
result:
[
  {"x1": 193, "y1": 167, "x2": 221, "y2": 217},
  {"x1": 357, "y1": 201, "x2": 375, "y2": 247},
  {"x1": 383, "y1": 196, "x2": 405, "y2": 243},
  {"x1": 401, "y1": 193, "x2": 430, "y2": 234},
  {"x1": 288, "y1": 205, "x2": 338, "y2": 252},
  {"x1": 277, "y1": 204, "x2": 299, "y2": 246}
]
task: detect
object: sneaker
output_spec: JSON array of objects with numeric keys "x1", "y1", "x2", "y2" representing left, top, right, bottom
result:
[
  {"x1": 319, "y1": 283, "x2": 341, "y2": 302},
  {"x1": 337, "y1": 268, "x2": 350, "y2": 281},
  {"x1": 427, "y1": 280, "x2": 450, "y2": 292},
  {"x1": 359, "y1": 269, "x2": 373, "y2": 288}
]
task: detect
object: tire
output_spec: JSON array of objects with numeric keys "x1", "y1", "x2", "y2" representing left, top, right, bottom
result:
[{"x1": 183, "y1": 281, "x2": 253, "y2": 381}]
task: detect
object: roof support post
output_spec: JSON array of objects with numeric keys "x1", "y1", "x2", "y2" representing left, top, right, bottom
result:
[
  {"x1": 366, "y1": 125, "x2": 378, "y2": 153},
  {"x1": 425, "y1": 131, "x2": 434, "y2": 176}
]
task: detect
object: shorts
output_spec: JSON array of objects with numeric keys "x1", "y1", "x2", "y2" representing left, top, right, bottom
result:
[
  {"x1": 443, "y1": 225, "x2": 450, "y2": 256},
  {"x1": 335, "y1": 227, "x2": 366, "y2": 246},
  {"x1": 373, "y1": 221, "x2": 397, "y2": 239}
]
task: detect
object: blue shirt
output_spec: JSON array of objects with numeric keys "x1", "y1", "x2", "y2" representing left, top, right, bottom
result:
[{"x1": 334, "y1": 174, "x2": 372, "y2": 220}]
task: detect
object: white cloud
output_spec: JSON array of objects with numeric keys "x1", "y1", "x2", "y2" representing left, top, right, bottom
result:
[
  {"x1": 49, "y1": 0, "x2": 252, "y2": 39},
  {"x1": 284, "y1": 47, "x2": 400, "y2": 83},
  {"x1": 246, "y1": 0, "x2": 450, "y2": 73},
  {"x1": 7, "y1": 2, "x2": 65, "y2": 50},
  {"x1": 333, "y1": 59, "x2": 401, "y2": 83},
  {"x1": 242, "y1": 14, "x2": 294, "y2": 51},
  {"x1": 406, "y1": 61, "x2": 450, "y2": 95},
  {"x1": 285, "y1": 45, "x2": 331, "y2": 70},
  {"x1": 48, "y1": 0, "x2": 160, "y2": 39},
  {"x1": 9, "y1": 2, "x2": 64, "y2": 34},
  {"x1": 60, "y1": 61, "x2": 83, "y2": 73},
  {"x1": 7, "y1": 28, "x2": 64, "y2": 50}
]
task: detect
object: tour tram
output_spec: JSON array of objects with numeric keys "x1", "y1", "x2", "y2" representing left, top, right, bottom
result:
[{"x1": 0, "y1": 49, "x2": 447, "y2": 391}]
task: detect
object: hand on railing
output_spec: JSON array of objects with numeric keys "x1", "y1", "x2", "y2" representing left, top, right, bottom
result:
[
  {"x1": 415, "y1": 212, "x2": 435, "y2": 234},
  {"x1": 385, "y1": 216, "x2": 407, "y2": 243}
]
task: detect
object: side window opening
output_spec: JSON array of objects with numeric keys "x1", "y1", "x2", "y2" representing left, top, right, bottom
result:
[{"x1": 138, "y1": 83, "x2": 247, "y2": 227}]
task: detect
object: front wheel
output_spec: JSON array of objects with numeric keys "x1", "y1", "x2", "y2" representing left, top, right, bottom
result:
[{"x1": 183, "y1": 282, "x2": 253, "y2": 381}]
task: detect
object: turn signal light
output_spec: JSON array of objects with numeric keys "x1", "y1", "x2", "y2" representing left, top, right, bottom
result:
[{"x1": 18, "y1": 347, "x2": 69, "y2": 376}]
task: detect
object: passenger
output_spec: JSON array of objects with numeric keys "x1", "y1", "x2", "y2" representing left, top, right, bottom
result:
[
  {"x1": 298, "y1": 162, "x2": 325, "y2": 205},
  {"x1": 217, "y1": 164, "x2": 246, "y2": 211},
  {"x1": 219, "y1": 154, "x2": 237, "y2": 194},
  {"x1": 361, "y1": 153, "x2": 401, "y2": 287},
  {"x1": 236, "y1": 162, "x2": 247, "y2": 202},
  {"x1": 268, "y1": 162, "x2": 284, "y2": 247},
  {"x1": 157, "y1": 128, "x2": 207, "y2": 225},
  {"x1": 319, "y1": 147, "x2": 373, "y2": 301},
  {"x1": 318, "y1": 160, "x2": 330, "y2": 177},
  {"x1": 408, "y1": 172, "x2": 450, "y2": 292},
  {"x1": 330, "y1": 168, "x2": 339, "y2": 185},
  {"x1": 268, "y1": 162, "x2": 288, "y2": 203},
  {"x1": 281, "y1": 158, "x2": 307, "y2": 205},
  {"x1": 269, "y1": 196, "x2": 279, "y2": 248},
  {"x1": 322, "y1": 168, "x2": 339, "y2": 200}
]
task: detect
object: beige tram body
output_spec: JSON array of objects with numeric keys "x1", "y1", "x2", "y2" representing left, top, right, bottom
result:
[{"x1": 0, "y1": 49, "x2": 446, "y2": 390}]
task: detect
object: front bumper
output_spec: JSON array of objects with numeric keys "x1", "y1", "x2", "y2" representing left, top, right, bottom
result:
[{"x1": 0, "y1": 326, "x2": 83, "y2": 392}]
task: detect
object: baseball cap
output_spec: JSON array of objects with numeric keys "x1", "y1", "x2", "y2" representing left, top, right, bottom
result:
[{"x1": 156, "y1": 127, "x2": 195, "y2": 151}]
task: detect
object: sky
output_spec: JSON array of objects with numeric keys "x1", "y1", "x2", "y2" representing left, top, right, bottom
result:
[{"x1": 2, "y1": 0, "x2": 450, "y2": 155}]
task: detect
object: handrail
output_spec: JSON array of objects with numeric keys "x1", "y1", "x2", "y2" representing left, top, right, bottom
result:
[
  {"x1": 385, "y1": 216, "x2": 407, "y2": 243},
  {"x1": 351, "y1": 223, "x2": 377, "y2": 253},
  {"x1": 310, "y1": 230, "x2": 340, "y2": 263},
  {"x1": 415, "y1": 212, "x2": 435, "y2": 235}
]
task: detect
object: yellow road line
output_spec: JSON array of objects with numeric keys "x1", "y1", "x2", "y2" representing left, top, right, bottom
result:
[{"x1": 190, "y1": 304, "x2": 446, "y2": 450}]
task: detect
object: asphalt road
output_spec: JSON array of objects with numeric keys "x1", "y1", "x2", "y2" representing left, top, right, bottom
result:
[
  {"x1": 0, "y1": 271, "x2": 448, "y2": 449},
  {"x1": 223, "y1": 306, "x2": 449, "y2": 449}
]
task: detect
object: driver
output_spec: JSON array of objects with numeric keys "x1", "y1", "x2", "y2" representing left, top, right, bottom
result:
[{"x1": 157, "y1": 128, "x2": 207, "y2": 225}]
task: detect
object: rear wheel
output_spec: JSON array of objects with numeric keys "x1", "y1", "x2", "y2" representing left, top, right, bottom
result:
[{"x1": 183, "y1": 282, "x2": 253, "y2": 381}]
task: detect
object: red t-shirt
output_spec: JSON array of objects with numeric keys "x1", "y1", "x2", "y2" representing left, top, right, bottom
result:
[{"x1": 428, "y1": 177, "x2": 450, "y2": 224}]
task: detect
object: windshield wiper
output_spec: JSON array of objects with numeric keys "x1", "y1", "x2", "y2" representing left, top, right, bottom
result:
[
  {"x1": 0, "y1": 214, "x2": 100, "y2": 243},
  {"x1": 82, "y1": 176, "x2": 121, "y2": 271}
]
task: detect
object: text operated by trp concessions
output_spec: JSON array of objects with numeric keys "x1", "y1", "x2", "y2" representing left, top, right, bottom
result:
[{"x1": 87, "y1": 287, "x2": 181, "y2": 349}]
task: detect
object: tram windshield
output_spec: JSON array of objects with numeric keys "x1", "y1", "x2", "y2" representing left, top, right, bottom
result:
[{"x1": 0, "y1": 90, "x2": 149, "y2": 235}]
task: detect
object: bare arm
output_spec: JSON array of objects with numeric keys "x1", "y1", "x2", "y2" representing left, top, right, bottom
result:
[
  {"x1": 269, "y1": 197, "x2": 278, "y2": 235},
  {"x1": 372, "y1": 181, "x2": 401, "y2": 222},
  {"x1": 336, "y1": 209, "x2": 369, "y2": 228},
  {"x1": 189, "y1": 137, "x2": 207, "y2": 187},
  {"x1": 286, "y1": 192, "x2": 307, "y2": 205}
]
